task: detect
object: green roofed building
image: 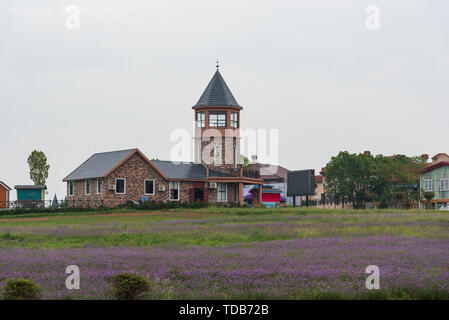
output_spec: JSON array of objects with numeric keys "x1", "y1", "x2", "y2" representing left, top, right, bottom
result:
[{"x1": 14, "y1": 185, "x2": 47, "y2": 207}]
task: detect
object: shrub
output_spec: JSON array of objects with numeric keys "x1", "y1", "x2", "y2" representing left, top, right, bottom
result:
[
  {"x1": 423, "y1": 191, "x2": 435, "y2": 202},
  {"x1": 2, "y1": 278, "x2": 42, "y2": 300},
  {"x1": 134, "y1": 200, "x2": 217, "y2": 211},
  {"x1": 110, "y1": 273, "x2": 151, "y2": 300}
]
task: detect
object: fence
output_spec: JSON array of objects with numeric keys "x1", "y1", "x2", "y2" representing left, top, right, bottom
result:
[{"x1": 0, "y1": 200, "x2": 108, "y2": 210}]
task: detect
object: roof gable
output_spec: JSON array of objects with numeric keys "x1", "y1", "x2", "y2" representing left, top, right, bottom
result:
[
  {"x1": 63, "y1": 149, "x2": 138, "y2": 181},
  {"x1": 253, "y1": 163, "x2": 290, "y2": 181},
  {"x1": 0, "y1": 181, "x2": 11, "y2": 190},
  {"x1": 423, "y1": 161, "x2": 449, "y2": 174},
  {"x1": 432, "y1": 153, "x2": 449, "y2": 160},
  {"x1": 193, "y1": 70, "x2": 241, "y2": 108},
  {"x1": 64, "y1": 148, "x2": 237, "y2": 182}
]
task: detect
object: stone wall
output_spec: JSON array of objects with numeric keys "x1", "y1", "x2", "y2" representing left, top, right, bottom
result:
[{"x1": 66, "y1": 153, "x2": 238, "y2": 207}]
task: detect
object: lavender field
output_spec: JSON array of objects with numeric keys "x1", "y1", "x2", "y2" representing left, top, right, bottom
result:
[{"x1": 1, "y1": 209, "x2": 449, "y2": 299}]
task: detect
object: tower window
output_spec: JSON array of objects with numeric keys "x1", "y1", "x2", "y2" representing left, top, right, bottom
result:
[
  {"x1": 214, "y1": 145, "x2": 222, "y2": 165},
  {"x1": 209, "y1": 112, "x2": 227, "y2": 127},
  {"x1": 197, "y1": 112, "x2": 205, "y2": 128},
  {"x1": 231, "y1": 112, "x2": 238, "y2": 128},
  {"x1": 233, "y1": 145, "x2": 237, "y2": 169}
]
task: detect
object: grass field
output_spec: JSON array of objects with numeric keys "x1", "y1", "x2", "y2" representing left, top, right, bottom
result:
[{"x1": 1, "y1": 207, "x2": 449, "y2": 299}]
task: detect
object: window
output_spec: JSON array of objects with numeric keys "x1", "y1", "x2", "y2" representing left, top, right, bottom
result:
[
  {"x1": 145, "y1": 180, "x2": 155, "y2": 195},
  {"x1": 233, "y1": 145, "x2": 237, "y2": 169},
  {"x1": 97, "y1": 179, "x2": 103, "y2": 194},
  {"x1": 424, "y1": 179, "x2": 433, "y2": 192},
  {"x1": 218, "y1": 183, "x2": 227, "y2": 202},
  {"x1": 85, "y1": 179, "x2": 91, "y2": 195},
  {"x1": 68, "y1": 181, "x2": 74, "y2": 196},
  {"x1": 116, "y1": 178, "x2": 126, "y2": 194},
  {"x1": 196, "y1": 143, "x2": 202, "y2": 163},
  {"x1": 214, "y1": 145, "x2": 222, "y2": 166},
  {"x1": 196, "y1": 112, "x2": 205, "y2": 128},
  {"x1": 169, "y1": 181, "x2": 179, "y2": 200},
  {"x1": 235, "y1": 184, "x2": 238, "y2": 203},
  {"x1": 209, "y1": 112, "x2": 227, "y2": 127},
  {"x1": 231, "y1": 112, "x2": 238, "y2": 128},
  {"x1": 441, "y1": 179, "x2": 449, "y2": 191}
]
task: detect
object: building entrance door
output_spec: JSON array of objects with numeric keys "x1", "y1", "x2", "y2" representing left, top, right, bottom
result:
[{"x1": 194, "y1": 188, "x2": 204, "y2": 202}]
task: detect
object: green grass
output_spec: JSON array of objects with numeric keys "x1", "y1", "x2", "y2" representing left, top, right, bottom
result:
[{"x1": 1, "y1": 207, "x2": 449, "y2": 249}]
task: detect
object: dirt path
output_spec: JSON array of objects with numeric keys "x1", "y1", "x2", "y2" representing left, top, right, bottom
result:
[{"x1": 0, "y1": 211, "x2": 221, "y2": 223}]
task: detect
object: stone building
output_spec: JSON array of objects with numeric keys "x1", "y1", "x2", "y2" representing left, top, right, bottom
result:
[{"x1": 63, "y1": 68, "x2": 264, "y2": 207}]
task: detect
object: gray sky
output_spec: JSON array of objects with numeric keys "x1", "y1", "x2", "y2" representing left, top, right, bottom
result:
[{"x1": 1, "y1": 0, "x2": 448, "y2": 200}]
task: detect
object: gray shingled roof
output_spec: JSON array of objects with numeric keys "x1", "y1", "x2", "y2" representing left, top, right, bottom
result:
[
  {"x1": 193, "y1": 70, "x2": 241, "y2": 108},
  {"x1": 151, "y1": 161, "x2": 231, "y2": 180},
  {"x1": 63, "y1": 149, "x2": 136, "y2": 181}
]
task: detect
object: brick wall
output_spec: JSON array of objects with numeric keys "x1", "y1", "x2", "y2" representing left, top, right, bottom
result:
[
  {"x1": 68, "y1": 153, "x2": 171, "y2": 207},
  {"x1": 207, "y1": 182, "x2": 238, "y2": 203},
  {"x1": 66, "y1": 153, "x2": 238, "y2": 207}
]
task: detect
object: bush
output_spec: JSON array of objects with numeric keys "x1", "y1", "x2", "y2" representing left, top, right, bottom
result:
[
  {"x1": 110, "y1": 273, "x2": 151, "y2": 300},
  {"x1": 423, "y1": 191, "x2": 435, "y2": 202},
  {"x1": 133, "y1": 200, "x2": 237, "y2": 211},
  {"x1": 2, "y1": 278, "x2": 42, "y2": 300}
]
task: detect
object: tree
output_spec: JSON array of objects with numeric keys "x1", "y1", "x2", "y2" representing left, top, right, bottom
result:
[
  {"x1": 241, "y1": 155, "x2": 252, "y2": 169},
  {"x1": 324, "y1": 151, "x2": 426, "y2": 209},
  {"x1": 422, "y1": 190, "x2": 435, "y2": 210},
  {"x1": 324, "y1": 151, "x2": 375, "y2": 209},
  {"x1": 391, "y1": 191, "x2": 406, "y2": 209},
  {"x1": 374, "y1": 155, "x2": 426, "y2": 208},
  {"x1": 27, "y1": 150, "x2": 50, "y2": 185}
]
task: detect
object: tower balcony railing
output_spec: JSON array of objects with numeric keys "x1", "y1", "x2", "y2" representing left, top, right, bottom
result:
[
  {"x1": 242, "y1": 168, "x2": 261, "y2": 179},
  {"x1": 207, "y1": 166, "x2": 261, "y2": 179},
  {"x1": 227, "y1": 168, "x2": 260, "y2": 179}
]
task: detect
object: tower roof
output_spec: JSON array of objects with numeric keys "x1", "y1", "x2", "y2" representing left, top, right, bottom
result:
[{"x1": 193, "y1": 70, "x2": 242, "y2": 109}]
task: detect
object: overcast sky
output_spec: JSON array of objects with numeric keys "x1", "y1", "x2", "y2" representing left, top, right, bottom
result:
[{"x1": 1, "y1": 0, "x2": 448, "y2": 200}]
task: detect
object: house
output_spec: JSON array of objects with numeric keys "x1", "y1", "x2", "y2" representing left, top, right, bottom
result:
[
  {"x1": 313, "y1": 173, "x2": 325, "y2": 205},
  {"x1": 14, "y1": 185, "x2": 47, "y2": 208},
  {"x1": 246, "y1": 163, "x2": 289, "y2": 202},
  {"x1": 248, "y1": 163, "x2": 326, "y2": 206},
  {"x1": 420, "y1": 153, "x2": 449, "y2": 209},
  {"x1": 63, "y1": 68, "x2": 264, "y2": 207},
  {"x1": 0, "y1": 181, "x2": 12, "y2": 209}
]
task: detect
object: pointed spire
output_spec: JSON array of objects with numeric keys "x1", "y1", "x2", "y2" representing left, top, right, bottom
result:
[{"x1": 193, "y1": 67, "x2": 242, "y2": 108}]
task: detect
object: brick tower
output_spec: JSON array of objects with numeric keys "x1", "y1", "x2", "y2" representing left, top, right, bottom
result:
[{"x1": 192, "y1": 66, "x2": 242, "y2": 174}]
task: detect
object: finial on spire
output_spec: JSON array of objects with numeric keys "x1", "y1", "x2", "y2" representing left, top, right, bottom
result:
[{"x1": 216, "y1": 59, "x2": 219, "y2": 70}]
